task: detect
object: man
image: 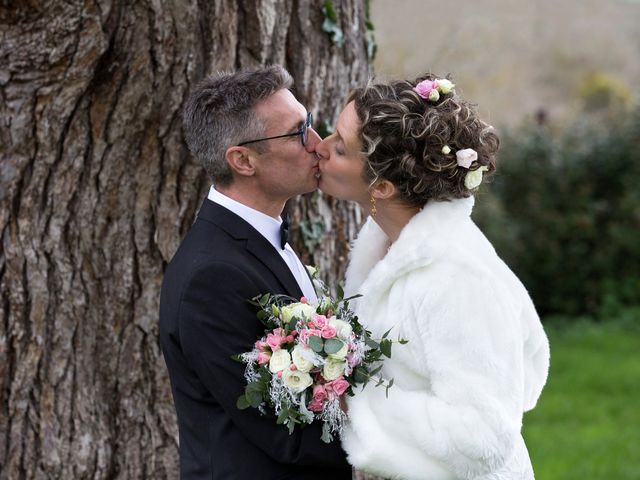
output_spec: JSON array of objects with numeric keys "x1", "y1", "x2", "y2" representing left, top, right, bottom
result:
[{"x1": 159, "y1": 66, "x2": 352, "y2": 479}]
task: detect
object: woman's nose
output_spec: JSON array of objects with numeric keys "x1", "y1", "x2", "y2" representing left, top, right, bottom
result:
[{"x1": 310, "y1": 132, "x2": 329, "y2": 159}]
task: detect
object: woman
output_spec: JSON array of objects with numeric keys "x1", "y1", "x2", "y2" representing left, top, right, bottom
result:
[{"x1": 315, "y1": 74, "x2": 550, "y2": 480}]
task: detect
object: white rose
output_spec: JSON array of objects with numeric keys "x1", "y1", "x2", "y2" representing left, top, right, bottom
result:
[
  {"x1": 464, "y1": 166, "x2": 489, "y2": 190},
  {"x1": 291, "y1": 345, "x2": 315, "y2": 373},
  {"x1": 281, "y1": 303, "x2": 316, "y2": 323},
  {"x1": 328, "y1": 317, "x2": 352, "y2": 340},
  {"x1": 282, "y1": 369, "x2": 313, "y2": 394},
  {"x1": 428, "y1": 89, "x2": 440, "y2": 102},
  {"x1": 269, "y1": 349, "x2": 291, "y2": 373},
  {"x1": 305, "y1": 265, "x2": 317, "y2": 277},
  {"x1": 323, "y1": 358, "x2": 345, "y2": 381},
  {"x1": 328, "y1": 342, "x2": 348, "y2": 360},
  {"x1": 437, "y1": 78, "x2": 455, "y2": 94}
]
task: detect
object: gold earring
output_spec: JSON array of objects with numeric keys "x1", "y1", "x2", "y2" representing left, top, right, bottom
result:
[{"x1": 370, "y1": 195, "x2": 377, "y2": 218}]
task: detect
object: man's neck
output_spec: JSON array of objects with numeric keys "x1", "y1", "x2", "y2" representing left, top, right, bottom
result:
[{"x1": 215, "y1": 184, "x2": 285, "y2": 219}]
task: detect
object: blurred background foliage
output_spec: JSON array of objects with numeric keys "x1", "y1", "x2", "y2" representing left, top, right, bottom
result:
[{"x1": 473, "y1": 98, "x2": 640, "y2": 318}]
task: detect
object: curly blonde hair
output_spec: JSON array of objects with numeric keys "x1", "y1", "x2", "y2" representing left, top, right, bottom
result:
[{"x1": 348, "y1": 73, "x2": 499, "y2": 206}]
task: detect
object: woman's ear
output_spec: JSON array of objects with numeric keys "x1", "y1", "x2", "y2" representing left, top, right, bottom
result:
[
  {"x1": 371, "y1": 179, "x2": 396, "y2": 200},
  {"x1": 225, "y1": 146, "x2": 256, "y2": 177}
]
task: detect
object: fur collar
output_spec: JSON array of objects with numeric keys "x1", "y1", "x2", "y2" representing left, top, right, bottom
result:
[{"x1": 345, "y1": 196, "x2": 475, "y2": 299}]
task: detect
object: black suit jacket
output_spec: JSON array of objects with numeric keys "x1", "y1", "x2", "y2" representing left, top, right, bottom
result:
[{"x1": 159, "y1": 199, "x2": 352, "y2": 480}]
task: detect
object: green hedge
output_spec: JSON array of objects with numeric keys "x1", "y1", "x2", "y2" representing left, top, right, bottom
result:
[{"x1": 473, "y1": 107, "x2": 640, "y2": 317}]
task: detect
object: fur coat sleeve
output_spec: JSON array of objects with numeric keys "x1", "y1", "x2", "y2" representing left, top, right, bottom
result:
[{"x1": 340, "y1": 198, "x2": 550, "y2": 480}]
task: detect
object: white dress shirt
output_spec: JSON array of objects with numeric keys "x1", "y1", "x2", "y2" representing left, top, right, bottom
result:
[{"x1": 207, "y1": 186, "x2": 317, "y2": 303}]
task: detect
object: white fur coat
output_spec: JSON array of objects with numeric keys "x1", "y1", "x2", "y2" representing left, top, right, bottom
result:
[{"x1": 340, "y1": 197, "x2": 550, "y2": 480}]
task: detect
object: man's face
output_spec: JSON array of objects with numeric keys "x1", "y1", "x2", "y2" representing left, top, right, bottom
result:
[{"x1": 250, "y1": 89, "x2": 321, "y2": 201}]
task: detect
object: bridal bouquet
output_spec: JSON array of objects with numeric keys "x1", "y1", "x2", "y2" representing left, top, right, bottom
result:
[{"x1": 236, "y1": 273, "x2": 406, "y2": 443}]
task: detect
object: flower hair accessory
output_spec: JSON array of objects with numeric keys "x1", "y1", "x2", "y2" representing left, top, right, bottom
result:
[
  {"x1": 414, "y1": 78, "x2": 455, "y2": 102},
  {"x1": 452, "y1": 147, "x2": 487, "y2": 189},
  {"x1": 455, "y1": 148, "x2": 477, "y2": 168}
]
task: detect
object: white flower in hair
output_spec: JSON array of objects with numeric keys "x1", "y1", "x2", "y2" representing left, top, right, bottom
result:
[
  {"x1": 456, "y1": 148, "x2": 478, "y2": 168},
  {"x1": 464, "y1": 166, "x2": 489, "y2": 190}
]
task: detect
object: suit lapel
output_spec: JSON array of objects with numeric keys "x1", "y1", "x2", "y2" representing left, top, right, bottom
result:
[
  {"x1": 197, "y1": 199, "x2": 303, "y2": 299},
  {"x1": 245, "y1": 238, "x2": 303, "y2": 300}
]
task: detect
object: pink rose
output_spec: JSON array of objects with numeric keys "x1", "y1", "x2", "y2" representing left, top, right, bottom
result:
[
  {"x1": 255, "y1": 340, "x2": 267, "y2": 351},
  {"x1": 312, "y1": 384, "x2": 328, "y2": 403},
  {"x1": 266, "y1": 331, "x2": 284, "y2": 350},
  {"x1": 257, "y1": 352, "x2": 271, "y2": 365},
  {"x1": 329, "y1": 377, "x2": 350, "y2": 396},
  {"x1": 285, "y1": 335, "x2": 294, "y2": 343},
  {"x1": 312, "y1": 314, "x2": 328, "y2": 328},
  {"x1": 308, "y1": 399, "x2": 325, "y2": 412},
  {"x1": 414, "y1": 79, "x2": 437, "y2": 99},
  {"x1": 321, "y1": 325, "x2": 337, "y2": 339},
  {"x1": 300, "y1": 296, "x2": 308, "y2": 304},
  {"x1": 299, "y1": 329, "x2": 322, "y2": 345}
]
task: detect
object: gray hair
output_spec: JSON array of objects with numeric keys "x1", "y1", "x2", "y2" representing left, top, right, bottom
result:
[{"x1": 182, "y1": 65, "x2": 293, "y2": 186}]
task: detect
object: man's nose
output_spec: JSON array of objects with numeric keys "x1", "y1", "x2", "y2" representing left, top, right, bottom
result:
[{"x1": 305, "y1": 127, "x2": 322, "y2": 153}]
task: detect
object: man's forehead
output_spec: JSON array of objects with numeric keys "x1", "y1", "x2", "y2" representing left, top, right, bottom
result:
[{"x1": 255, "y1": 89, "x2": 304, "y2": 115}]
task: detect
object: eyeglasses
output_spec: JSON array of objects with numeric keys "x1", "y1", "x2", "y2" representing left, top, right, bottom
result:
[{"x1": 238, "y1": 112, "x2": 313, "y2": 147}]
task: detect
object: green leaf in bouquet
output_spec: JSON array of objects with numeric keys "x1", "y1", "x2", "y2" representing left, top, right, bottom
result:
[
  {"x1": 277, "y1": 409, "x2": 289, "y2": 425},
  {"x1": 324, "y1": 338, "x2": 344, "y2": 355},
  {"x1": 259, "y1": 293, "x2": 270, "y2": 305},
  {"x1": 337, "y1": 284, "x2": 344, "y2": 300},
  {"x1": 308, "y1": 335, "x2": 324, "y2": 353},
  {"x1": 380, "y1": 339, "x2": 392, "y2": 358},
  {"x1": 321, "y1": 423, "x2": 333, "y2": 443},
  {"x1": 230, "y1": 354, "x2": 244, "y2": 363},
  {"x1": 381, "y1": 328, "x2": 393, "y2": 340},
  {"x1": 386, "y1": 378, "x2": 394, "y2": 398},
  {"x1": 353, "y1": 366, "x2": 368, "y2": 384},
  {"x1": 256, "y1": 310, "x2": 267, "y2": 321},
  {"x1": 365, "y1": 335, "x2": 380, "y2": 349},
  {"x1": 236, "y1": 395, "x2": 250, "y2": 410},
  {"x1": 369, "y1": 364, "x2": 383, "y2": 377},
  {"x1": 247, "y1": 389, "x2": 263, "y2": 408},
  {"x1": 287, "y1": 317, "x2": 298, "y2": 332},
  {"x1": 343, "y1": 294, "x2": 363, "y2": 302}
]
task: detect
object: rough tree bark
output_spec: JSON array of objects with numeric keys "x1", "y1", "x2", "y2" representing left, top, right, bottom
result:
[{"x1": 0, "y1": 1, "x2": 372, "y2": 478}]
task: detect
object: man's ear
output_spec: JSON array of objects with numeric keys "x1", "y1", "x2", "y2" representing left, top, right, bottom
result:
[
  {"x1": 371, "y1": 179, "x2": 396, "y2": 200},
  {"x1": 225, "y1": 146, "x2": 256, "y2": 178}
]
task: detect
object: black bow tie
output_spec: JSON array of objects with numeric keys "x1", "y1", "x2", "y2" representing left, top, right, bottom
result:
[{"x1": 279, "y1": 213, "x2": 289, "y2": 250}]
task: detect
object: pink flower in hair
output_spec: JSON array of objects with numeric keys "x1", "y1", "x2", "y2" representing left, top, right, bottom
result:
[{"x1": 414, "y1": 79, "x2": 438, "y2": 99}]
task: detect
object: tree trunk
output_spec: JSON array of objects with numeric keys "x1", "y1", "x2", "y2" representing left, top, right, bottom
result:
[{"x1": 0, "y1": 1, "x2": 371, "y2": 478}]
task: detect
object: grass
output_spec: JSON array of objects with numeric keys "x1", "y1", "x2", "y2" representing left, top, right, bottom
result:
[{"x1": 524, "y1": 310, "x2": 640, "y2": 479}]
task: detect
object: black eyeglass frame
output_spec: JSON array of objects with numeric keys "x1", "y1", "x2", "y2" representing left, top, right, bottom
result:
[{"x1": 238, "y1": 112, "x2": 313, "y2": 147}]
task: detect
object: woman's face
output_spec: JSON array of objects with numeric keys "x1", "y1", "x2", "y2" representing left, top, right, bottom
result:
[{"x1": 316, "y1": 101, "x2": 371, "y2": 203}]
